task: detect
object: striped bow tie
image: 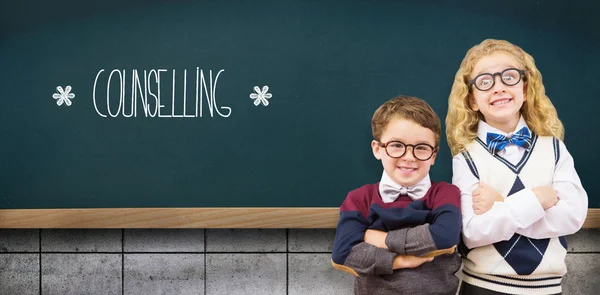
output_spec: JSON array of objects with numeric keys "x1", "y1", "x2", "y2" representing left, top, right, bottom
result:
[{"x1": 486, "y1": 127, "x2": 532, "y2": 154}]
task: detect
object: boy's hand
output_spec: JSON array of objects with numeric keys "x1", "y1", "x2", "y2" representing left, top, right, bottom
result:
[
  {"x1": 472, "y1": 182, "x2": 503, "y2": 215},
  {"x1": 392, "y1": 255, "x2": 434, "y2": 269},
  {"x1": 364, "y1": 229, "x2": 388, "y2": 249},
  {"x1": 532, "y1": 186, "x2": 559, "y2": 210}
]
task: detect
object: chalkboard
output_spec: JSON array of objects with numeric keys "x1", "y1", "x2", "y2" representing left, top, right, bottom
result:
[{"x1": 1, "y1": 0, "x2": 599, "y2": 209}]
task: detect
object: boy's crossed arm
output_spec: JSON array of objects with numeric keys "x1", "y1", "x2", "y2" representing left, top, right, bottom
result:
[
  {"x1": 331, "y1": 209, "x2": 398, "y2": 277},
  {"x1": 334, "y1": 241, "x2": 434, "y2": 277},
  {"x1": 331, "y1": 202, "x2": 432, "y2": 277},
  {"x1": 364, "y1": 224, "x2": 456, "y2": 258},
  {"x1": 331, "y1": 186, "x2": 461, "y2": 277},
  {"x1": 364, "y1": 186, "x2": 461, "y2": 258},
  {"x1": 333, "y1": 222, "x2": 455, "y2": 277}
]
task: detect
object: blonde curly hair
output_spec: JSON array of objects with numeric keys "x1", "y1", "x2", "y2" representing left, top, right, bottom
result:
[{"x1": 445, "y1": 39, "x2": 564, "y2": 156}]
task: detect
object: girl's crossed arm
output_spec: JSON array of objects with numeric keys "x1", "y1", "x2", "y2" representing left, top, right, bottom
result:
[
  {"x1": 453, "y1": 154, "x2": 547, "y2": 249},
  {"x1": 516, "y1": 141, "x2": 588, "y2": 238}
]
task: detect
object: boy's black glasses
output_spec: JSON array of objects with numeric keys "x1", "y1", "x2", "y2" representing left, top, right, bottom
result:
[
  {"x1": 377, "y1": 140, "x2": 438, "y2": 161},
  {"x1": 470, "y1": 68, "x2": 526, "y2": 91}
]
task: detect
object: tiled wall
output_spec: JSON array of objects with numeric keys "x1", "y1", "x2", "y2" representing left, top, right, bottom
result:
[{"x1": 0, "y1": 229, "x2": 598, "y2": 294}]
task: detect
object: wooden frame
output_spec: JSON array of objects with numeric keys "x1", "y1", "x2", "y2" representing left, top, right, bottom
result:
[{"x1": 1, "y1": 208, "x2": 599, "y2": 228}]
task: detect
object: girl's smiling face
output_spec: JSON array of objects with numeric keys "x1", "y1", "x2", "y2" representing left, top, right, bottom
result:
[{"x1": 470, "y1": 51, "x2": 527, "y2": 133}]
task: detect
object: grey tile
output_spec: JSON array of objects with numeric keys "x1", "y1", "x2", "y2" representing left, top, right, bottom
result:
[
  {"x1": 206, "y1": 254, "x2": 285, "y2": 295},
  {"x1": 42, "y1": 254, "x2": 121, "y2": 295},
  {"x1": 124, "y1": 254, "x2": 204, "y2": 295},
  {"x1": 0, "y1": 229, "x2": 39, "y2": 252},
  {"x1": 124, "y1": 229, "x2": 204, "y2": 252},
  {"x1": 288, "y1": 229, "x2": 335, "y2": 252},
  {"x1": 41, "y1": 229, "x2": 121, "y2": 252},
  {"x1": 563, "y1": 253, "x2": 600, "y2": 295},
  {"x1": 566, "y1": 228, "x2": 600, "y2": 253},
  {"x1": 0, "y1": 254, "x2": 39, "y2": 295},
  {"x1": 206, "y1": 229, "x2": 285, "y2": 252},
  {"x1": 288, "y1": 253, "x2": 354, "y2": 295}
]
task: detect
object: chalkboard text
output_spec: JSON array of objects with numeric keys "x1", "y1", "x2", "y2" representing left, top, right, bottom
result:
[{"x1": 92, "y1": 68, "x2": 231, "y2": 118}]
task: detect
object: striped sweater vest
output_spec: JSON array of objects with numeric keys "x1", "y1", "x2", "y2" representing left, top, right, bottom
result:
[{"x1": 461, "y1": 134, "x2": 567, "y2": 295}]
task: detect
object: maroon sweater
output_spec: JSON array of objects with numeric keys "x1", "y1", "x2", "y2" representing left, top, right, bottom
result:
[{"x1": 332, "y1": 181, "x2": 462, "y2": 295}]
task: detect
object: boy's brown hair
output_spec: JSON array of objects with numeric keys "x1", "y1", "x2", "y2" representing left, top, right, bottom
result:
[{"x1": 371, "y1": 95, "x2": 441, "y2": 147}]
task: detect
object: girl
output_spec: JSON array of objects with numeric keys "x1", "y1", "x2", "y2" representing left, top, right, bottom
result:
[{"x1": 445, "y1": 39, "x2": 588, "y2": 295}]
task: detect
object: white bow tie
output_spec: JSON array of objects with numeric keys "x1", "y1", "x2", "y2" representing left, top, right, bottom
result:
[{"x1": 380, "y1": 182, "x2": 428, "y2": 203}]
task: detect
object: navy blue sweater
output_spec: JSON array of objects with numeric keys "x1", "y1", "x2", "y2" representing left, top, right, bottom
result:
[{"x1": 331, "y1": 181, "x2": 462, "y2": 295}]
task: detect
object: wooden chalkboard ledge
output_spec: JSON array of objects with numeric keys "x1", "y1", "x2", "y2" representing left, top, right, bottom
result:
[{"x1": 0, "y1": 208, "x2": 599, "y2": 228}]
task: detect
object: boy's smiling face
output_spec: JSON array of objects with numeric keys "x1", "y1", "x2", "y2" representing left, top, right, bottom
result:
[{"x1": 372, "y1": 117, "x2": 437, "y2": 187}]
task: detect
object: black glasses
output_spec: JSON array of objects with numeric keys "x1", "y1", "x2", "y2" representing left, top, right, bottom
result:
[
  {"x1": 377, "y1": 140, "x2": 438, "y2": 161},
  {"x1": 470, "y1": 68, "x2": 526, "y2": 91}
]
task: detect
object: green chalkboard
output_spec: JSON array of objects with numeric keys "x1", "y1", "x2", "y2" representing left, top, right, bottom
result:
[{"x1": 1, "y1": 0, "x2": 598, "y2": 209}]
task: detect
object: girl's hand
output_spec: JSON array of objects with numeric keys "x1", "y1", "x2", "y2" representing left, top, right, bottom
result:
[
  {"x1": 364, "y1": 229, "x2": 388, "y2": 249},
  {"x1": 472, "y1": 182, "x2": 503, "y2": 215},
  {"x1": 393, "y1": 255, "x2": 434, "y2": 269},
  {"x1": 532, "y1": 186, "x2": 559, "y2": 210}
]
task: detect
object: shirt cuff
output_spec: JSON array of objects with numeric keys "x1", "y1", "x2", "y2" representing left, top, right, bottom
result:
[
  {"x1": 503, "y1": 188, "x2": 545, "y2": 228},
  {"x1": 375, "y1": 248, "x2": 396, "y2": 275},
  {"x1": 385, "y1": 228, "x2": 407, "y2": 255}
]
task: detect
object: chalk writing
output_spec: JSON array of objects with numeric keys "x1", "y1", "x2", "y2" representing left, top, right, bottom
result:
[{"x1": 92, "y1": 68, "x2": 230, "y2": 118}]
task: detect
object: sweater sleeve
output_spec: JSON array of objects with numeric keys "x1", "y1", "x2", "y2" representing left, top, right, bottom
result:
[
  {"x1": 384, "y1": 183, "x2": 461, "y2": 257},
  {"x1": 336, "y1": 242, "x2": 396, "y2": 277},
  {"x1": 331, "y1": 191, "x2": 396, "y2": 277}
]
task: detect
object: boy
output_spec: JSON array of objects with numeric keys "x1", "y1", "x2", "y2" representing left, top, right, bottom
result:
[{"x1": 331, "y1": 95, "x2": 462, "y2": 295}]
